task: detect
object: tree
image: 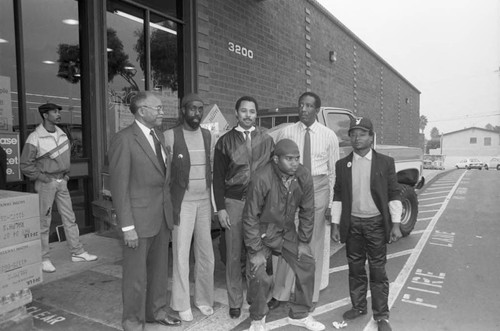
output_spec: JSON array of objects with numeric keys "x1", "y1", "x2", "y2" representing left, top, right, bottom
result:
[
  {"x1": 56, "y1": 44, "x2": 81, "y2": 84},
  {"x1": 419, "y1": 115, "x2": 428, "y2": 134},
  {"x1": 430, "y1": 127, "x2": 440, "y2": 139},
  {"x1": 426, "y1": 126, "x2": 441, "y2": 153},
  {"x1": 107, "y1": 28, "x2": 139, "y2": 91},
  {"x1": 134, "y1": 27, "x2": 178, "y2": 91},
  {"x1": 485, "y1": 123, "x2": 500, "y2": 133}
]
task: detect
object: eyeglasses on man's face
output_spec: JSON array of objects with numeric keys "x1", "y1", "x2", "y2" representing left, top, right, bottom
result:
[{"x1": 141, "y1": 105, "x2": 164, "y2": 112}]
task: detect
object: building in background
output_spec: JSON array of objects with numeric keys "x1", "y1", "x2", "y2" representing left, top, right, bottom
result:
[
  {"x1": 439, "y1": 127, "x2": 500, "y2": 168},
  {"x1": 0, "y1": 0, "x2": 420, "y2": 236}
]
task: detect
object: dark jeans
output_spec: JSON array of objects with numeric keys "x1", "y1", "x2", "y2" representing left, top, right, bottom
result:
[
  {"x1": 246, "y1": 239, "x2": 315, "y2": 321},
  {"x1": 345, "y1": 215, "x2": 389, "y2": 321}
]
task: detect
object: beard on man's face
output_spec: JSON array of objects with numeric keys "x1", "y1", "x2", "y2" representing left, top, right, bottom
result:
[{"x1": 184, "y1": 115, "x2": 201, "y2": 129}]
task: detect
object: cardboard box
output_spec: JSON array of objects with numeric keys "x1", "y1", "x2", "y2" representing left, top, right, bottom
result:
[
  {"x1": 0, "y1": 191, "x2": 39, "y2": 222},
  {"x1": 0, "y1": 263, "x2": 42, "y2": 298},
  {"x1": 0, "y1": 240, "x2": 41, "y2": 274},
  {"x1": 0, "y1": 289, "x2": 32, "y2": 315},
  {"x1": 0, "y1": 217, "x2": 40, "y2": 250}
]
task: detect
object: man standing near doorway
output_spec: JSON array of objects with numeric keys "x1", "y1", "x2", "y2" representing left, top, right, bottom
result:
[
  {"x1": 20, "y1": 102, "x2": 97, "y2": 274},
  {"x1": 213, "y1": 96, "x2": 274, "y2": 319},
  {"x1": 271, "y1": 92, "x2": 339, "y2": 308},
  {"x1": 164, "y1": 93, "x2": 215, "y2": 322},
  {"x1": 331, "y1": 116, "x2": 402, "y2": 331},
  {"x1": 108, "y1": 92, "x2": 180, "y2": 331}
]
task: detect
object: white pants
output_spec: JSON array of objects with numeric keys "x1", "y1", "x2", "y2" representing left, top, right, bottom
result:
[{"x1": 170, "y1": 198, "x2": 215, "y2": 312}]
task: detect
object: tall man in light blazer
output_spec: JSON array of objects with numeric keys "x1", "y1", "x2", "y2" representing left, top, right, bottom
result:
[
  {"x1": 108, "y1": 91, "x2": 181, "y2": 331},
  {"x1": 331, "y1": 116, "x2": 402, "y2": 331}
]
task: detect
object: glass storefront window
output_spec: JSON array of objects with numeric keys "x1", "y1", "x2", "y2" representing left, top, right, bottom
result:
[
  {"x1": 21, "y1": 0, "x2": 84, "y2": 159},
  {"x1": 0, "y1": 0, "x2": 22, "y2": 183},
  {"x1": 105, "y1": 0, "x2": 181, "y2": 144}
]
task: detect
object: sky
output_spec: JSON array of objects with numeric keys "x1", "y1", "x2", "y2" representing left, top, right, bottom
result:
[{"x1": 317, "y1": 0, "x2": 500, "y2": 138}]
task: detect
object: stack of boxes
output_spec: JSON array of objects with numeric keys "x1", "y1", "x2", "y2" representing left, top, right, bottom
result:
[{"x1": 0, "y1": 190, "x2": 42, "y2": 330}]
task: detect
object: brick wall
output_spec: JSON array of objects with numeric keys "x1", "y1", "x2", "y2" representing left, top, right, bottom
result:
[{"x1": 196, "y1": 0, "x2": 421, "y2": 147}]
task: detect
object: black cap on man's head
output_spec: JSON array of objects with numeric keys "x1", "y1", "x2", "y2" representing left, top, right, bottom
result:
[
  {"x1": 180, "y1": 93, "x2": 204, "y2": 108},
  {"x1": 38, "y1": 103, "x2": 62, "y2": 114},
  {"x1": 349, "y1": 116, "x2": 373, "y2": 133},
  {"x1": 274, "y1": 139, "x2": 300, "y2": 156}
]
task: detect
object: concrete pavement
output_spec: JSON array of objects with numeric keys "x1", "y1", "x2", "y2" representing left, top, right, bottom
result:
[{"x1": 26, "y1": 169, "x2": 447, "y2": 331}]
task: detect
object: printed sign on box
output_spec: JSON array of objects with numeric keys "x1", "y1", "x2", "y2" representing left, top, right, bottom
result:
[
  {"x1": 0, "y1": 190, "x2": 39, "y2": 220},
  {"x1": 0, "y1": 263, "x2": 42, "y2": 298},
  {"x1": 0, "y1": 217, "x2": 40, "y2": 249},
  {"x1": 0, "y1": 240, "x2": 41, "y2": 274}
]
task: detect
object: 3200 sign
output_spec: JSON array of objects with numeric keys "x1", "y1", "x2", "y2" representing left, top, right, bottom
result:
[{"x1": 228, "y1": 42, "x2": 254, "y2": 59}]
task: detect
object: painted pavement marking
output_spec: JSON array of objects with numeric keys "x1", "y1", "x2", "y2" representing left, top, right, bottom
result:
[{"x1": 362, "y1": 171, "x2": 466, "y2": 331}]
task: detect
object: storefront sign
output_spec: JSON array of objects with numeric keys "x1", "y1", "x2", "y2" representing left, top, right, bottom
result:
[
  {"x1": 0, "y1": 132, "x2": 21, "y2": 182},
  {"x1": 0, "y1": 75, "x2": 13, "y2": 131}
]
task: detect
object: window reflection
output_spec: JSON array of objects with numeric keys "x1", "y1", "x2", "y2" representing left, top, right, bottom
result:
[
  {"x1": 106, "y1": 2, "x2": 146, "y2": 142},
  {"x1": 21, "y1": 0, "x2": 84, "y2": 159},
  {"x1": 0, "y1": 0, "x2": 19, "y2": 131},
  {"x1": 0, "y1": 0, "x2": 21, "y2": 183},
  {"x1": 105, "y1": 1, "x2": 180, "y2": 142}
]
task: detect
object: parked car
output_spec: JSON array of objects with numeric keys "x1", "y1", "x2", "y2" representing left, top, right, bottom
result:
[
  {"x1": 455, "y1": 158, "x2": 485, "y2": 170},
  {"x1": 485, "y1": 157, "x2": 500, "y2": 170}
]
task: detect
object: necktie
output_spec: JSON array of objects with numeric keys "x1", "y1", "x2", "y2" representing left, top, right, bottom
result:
[
  {"x1": 244, "y1": 131, "x2": 252, "y2": 161},
  {"x1": 150, "y1": 129, "x2": 166, "y2": 173},
  {"x1": 303, "y1": 127, "x2": 311, "y2": 172}
]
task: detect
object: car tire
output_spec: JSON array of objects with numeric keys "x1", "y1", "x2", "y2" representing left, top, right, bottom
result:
[
  {"x1": 497, "y1": 165, "x2": 500, "y2": 170},
  {"x1": 400, "y1": 184, "x2": 418, "y2": 237}
]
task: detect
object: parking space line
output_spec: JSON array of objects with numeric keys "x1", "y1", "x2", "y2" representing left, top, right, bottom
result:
[
  {"x1": 362, "y1": 171, "x2": 467, "y2": 331},
  {"x1": 419, "y1": 196, "x2": 447, "y2": 201},
  {"x1": 420, "y1": 202, "x2": 443, "y2": 207},
  {"x1": 420, "y1": 190, "x2": 450, "y2": 195}
]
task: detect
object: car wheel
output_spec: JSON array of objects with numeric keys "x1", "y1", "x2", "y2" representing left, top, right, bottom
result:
[
  {"x1": 497, "y1": 165, "x2": 500, "y2": 170},
  {"x1": 400, "y1": 184, "x2": 418, "y2": 237}
]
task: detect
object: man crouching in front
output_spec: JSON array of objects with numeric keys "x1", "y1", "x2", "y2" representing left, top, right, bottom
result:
[{"x1": 242, "y1": 139, "x2": 325, "y2": 331}]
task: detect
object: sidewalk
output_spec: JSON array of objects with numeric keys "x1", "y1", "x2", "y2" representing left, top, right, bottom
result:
[{"x1": 27, "y1": 169, "x2": 449, "y2": 331}]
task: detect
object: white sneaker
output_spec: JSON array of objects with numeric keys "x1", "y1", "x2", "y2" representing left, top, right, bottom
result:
[
  {"x1": 249, "y1": 316, "x2": 268, "y2": 331},
  {"x1": 197, "y1": 305, "x2": 214, "y2": 316},
  {"x1": 42, "y1": 260, "x2": 56, "y2": 273},
  {"x1": 179, "y1": 308, "x2": 193, "y2": 322},
  {"x1": 72, "y1": 252, "x2": 98, "y2": 262},
  {"x1": 288, "y1": 315, "x2": 325, "y2": 331}
]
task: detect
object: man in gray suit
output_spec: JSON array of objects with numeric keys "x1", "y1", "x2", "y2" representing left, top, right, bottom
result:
[{"x1": 108, "y1": 91, "x2": 181, "y2": 331}]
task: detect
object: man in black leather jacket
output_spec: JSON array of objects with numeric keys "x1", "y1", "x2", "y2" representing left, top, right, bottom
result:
[
  {"x1": 242, "y1": 139, "x2": 325, "y2": 331},
  {"x1": 213, "y1": 96, "x2": 274, "y2": 319}
]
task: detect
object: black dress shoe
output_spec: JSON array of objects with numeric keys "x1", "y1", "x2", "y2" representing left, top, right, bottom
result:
[
  {"x1": 342, "y1": 308, "x2": 367, "y2": 320},
  {"x1": 377, "y1": 319, "x2": 392, "y2": 331},
  {"x1": 267, "y1": 298, "x2": 280, "y2": 310},
  {"x1": 148, "y1": 316, "x2": 182, "y2": 326},
  {"x1": 229, "y1": 308, "x2": 241, "y2": 319}
]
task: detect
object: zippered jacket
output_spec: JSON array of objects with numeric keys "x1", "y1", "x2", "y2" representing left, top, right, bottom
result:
[
  {"x1": 20, "y1": 124, "x2": 71, "y2": 181},
  {"x1": 242, "y1": 161, "x2": 315, "y2": 255}
]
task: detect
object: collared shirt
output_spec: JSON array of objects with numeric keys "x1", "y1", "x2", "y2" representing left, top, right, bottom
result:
[
  {"x1": 234, "y1": 125, "x2": 255, "y2": 140},
  {"x1": 135, "y1": 120, "x2": 166, "y2": 160},
  {"x1": 331, "y1": 149, "x2": 402, "y2": 224},
  {"x1": 276, "y1": 120, "x2": 339, "y2": 209},
  {"x1": 351, "y1": 149, "x2": 380, "y2": 218}
]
